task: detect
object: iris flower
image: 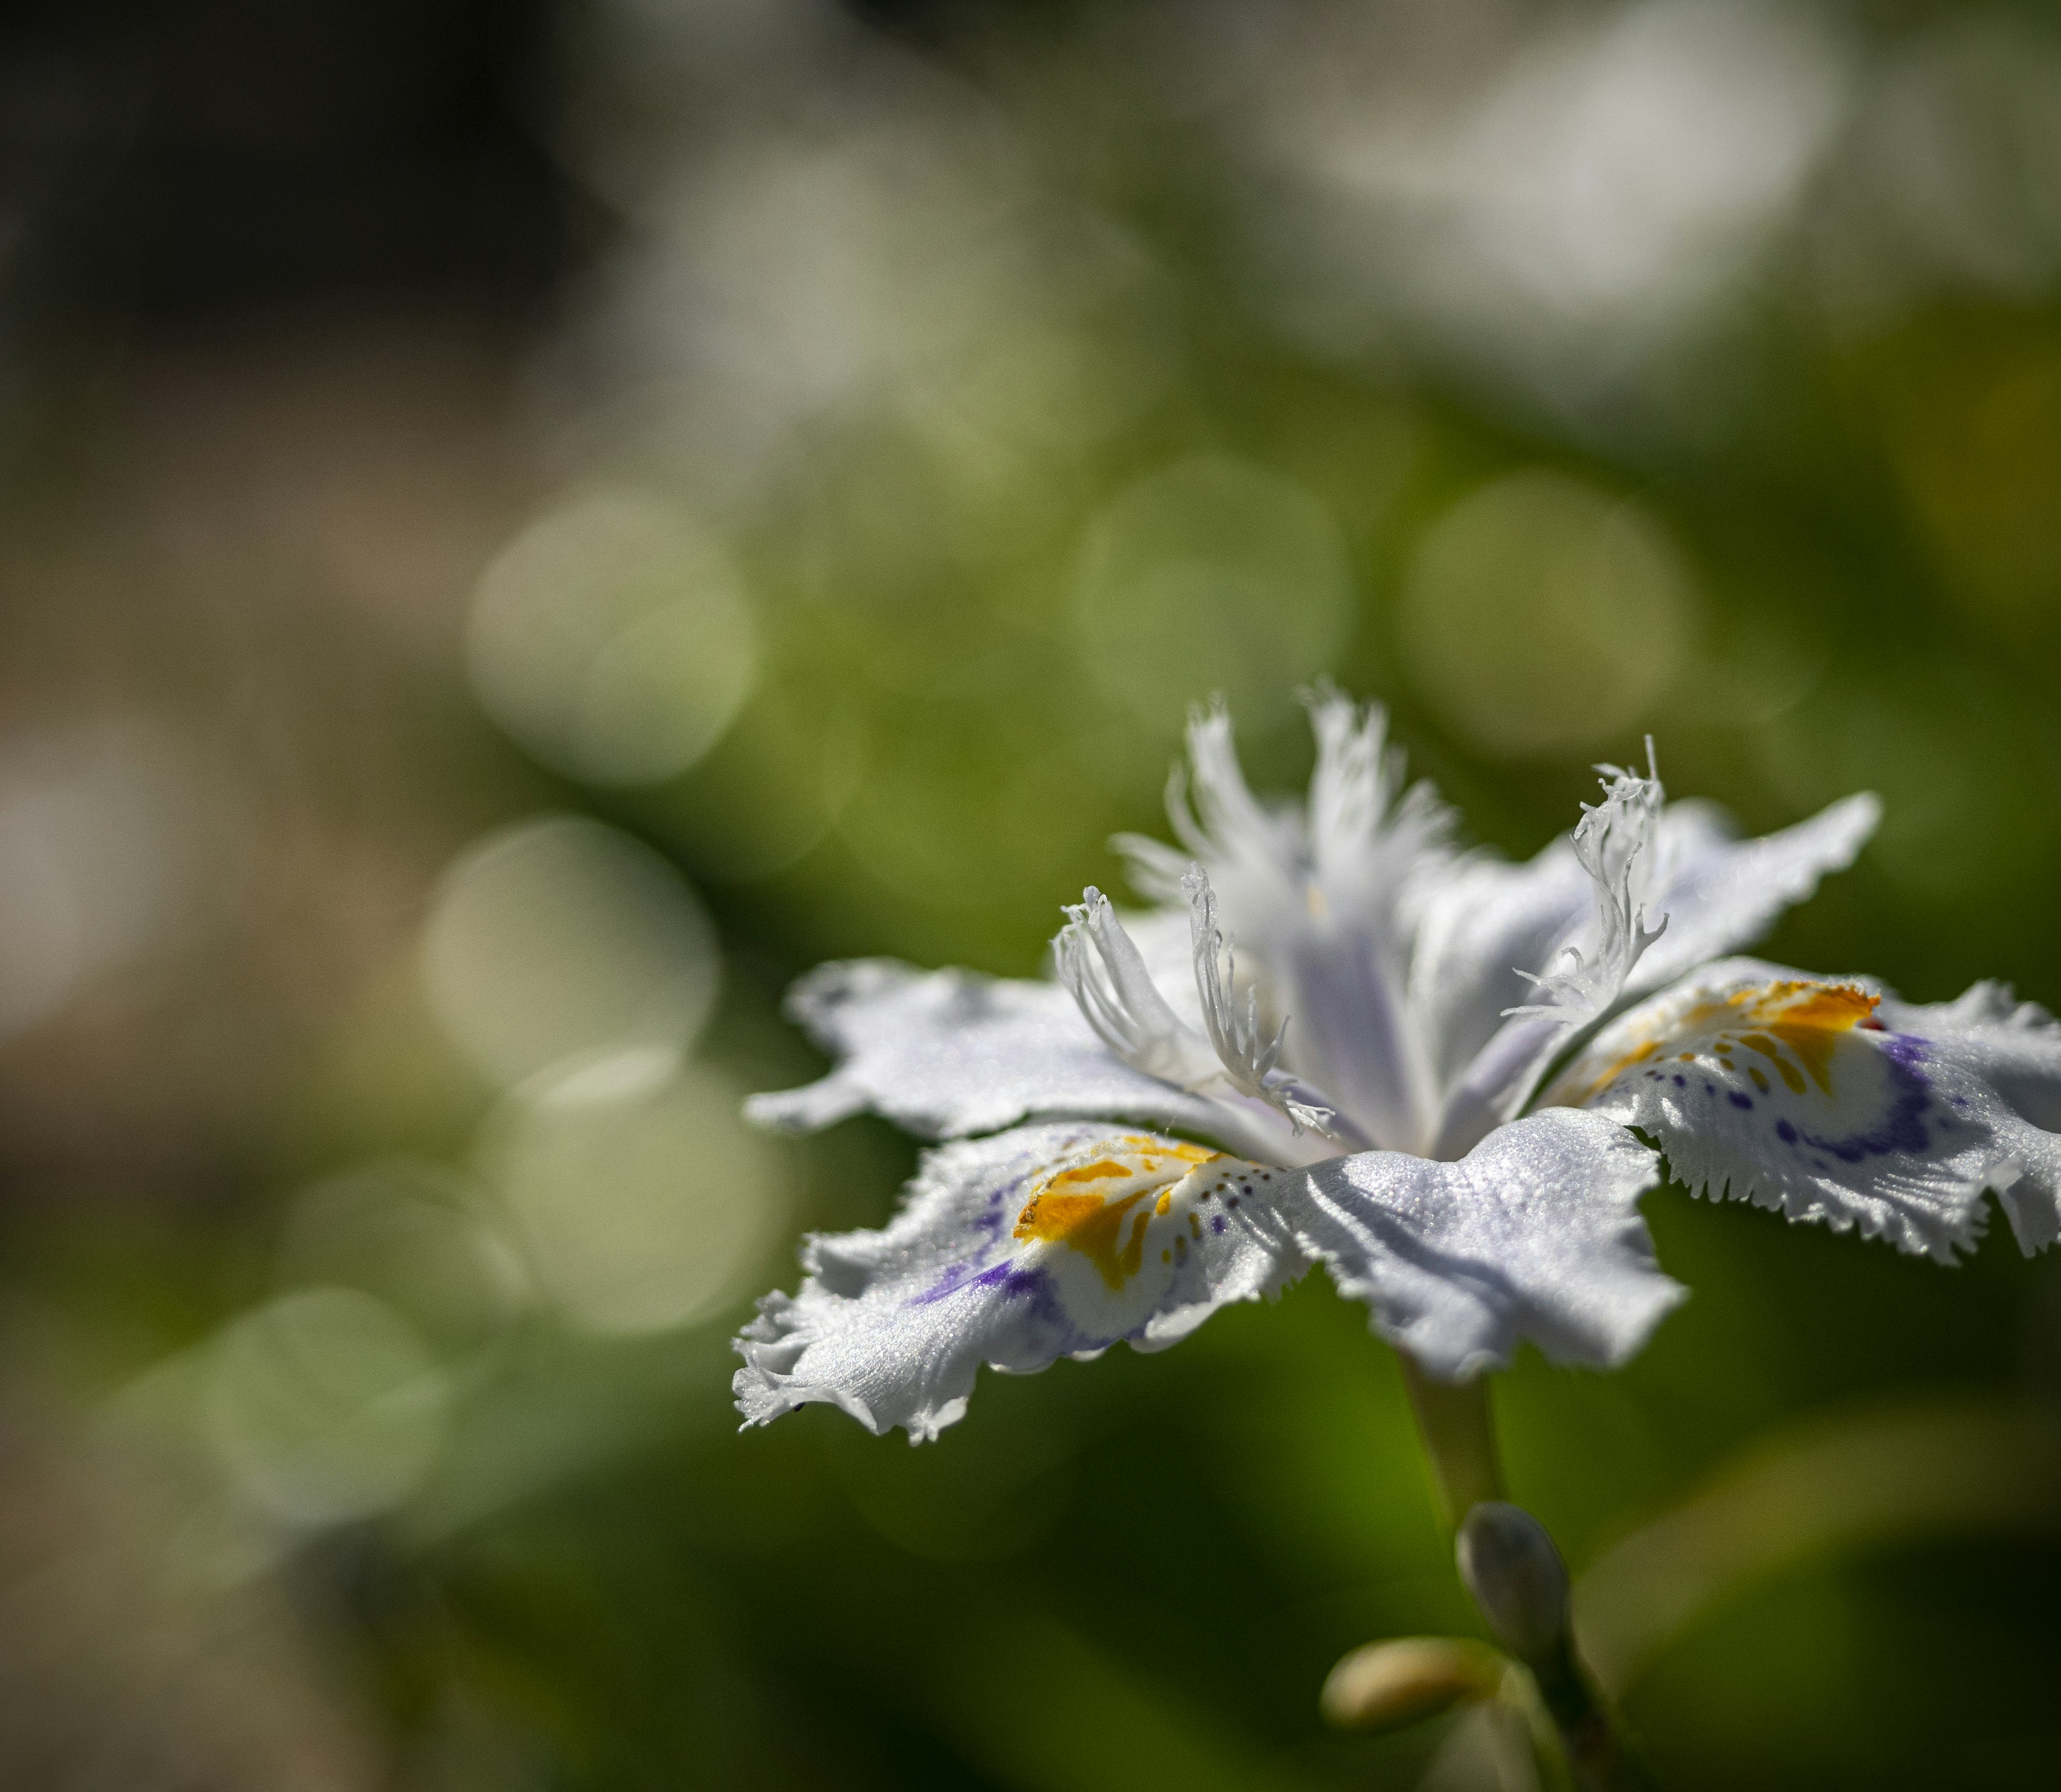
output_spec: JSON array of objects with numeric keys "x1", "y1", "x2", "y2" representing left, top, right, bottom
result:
[{"x1": 734, "y1": 693, "x2": 2061, "y2": 1442}]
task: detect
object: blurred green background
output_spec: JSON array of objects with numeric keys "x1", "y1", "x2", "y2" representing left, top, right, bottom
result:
[{"x1": 4, "y1": 0, "x2": 2061, "y2": 1786}]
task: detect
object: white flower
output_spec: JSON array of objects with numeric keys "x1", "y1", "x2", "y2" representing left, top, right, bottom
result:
[{"x1": 735, "y1": 692, "x2": 2058, "y2": 1441}]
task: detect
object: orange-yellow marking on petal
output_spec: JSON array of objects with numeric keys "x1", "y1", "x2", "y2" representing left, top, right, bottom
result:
[
  {"x1": 1764, "y1": 984, "x2": 1878, "y2": 1094},
  {"x1": 1013, "y1": 1137, "x2": 1225, "y2": 1291},
  {"x1": 1739, "y1": 1034, "x2": 1807, "y2": 1094},
  {"x1": 1576, "y1": 1038, "x2": 1661, "y2": 1102},
  {"x1": 1012, "y1": 1188, "x2": 1153, "y2": 1288},
  {"x1": 1560, "y1": 979, "x2": 1881, "y2": 1107}
]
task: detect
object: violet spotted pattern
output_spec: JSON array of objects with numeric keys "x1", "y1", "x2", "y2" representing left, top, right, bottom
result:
[{"x1": 734, "y1": 692, "x2": 2061, "y2": 1440}]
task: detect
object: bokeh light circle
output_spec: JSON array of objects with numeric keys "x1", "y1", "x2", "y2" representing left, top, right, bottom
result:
[
  {"x1": 1073, "y1": 456, "x2": 1352, "y2": 732},
  {"x1": 203, "y1": 1288, "x2": 449, "y2": 1528},
  {"x1": 275, "y1": 1161, "x2": 529, "y2": 1358},
  {"x1": 422, "y1": 815, "x2": 719, "y2": 1096},
  {"x1": 478, "y1": 1065, "x2": 790, "y2": 1337},
  {"x1": 469, "y1": 490, "x2": 758, "y2": 786},
  {"x1": 1398, "y1": 470, "x2": 1696, "y2": 757}
]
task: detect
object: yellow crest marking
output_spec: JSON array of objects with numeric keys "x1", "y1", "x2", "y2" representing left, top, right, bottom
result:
[
  {"x1": 1012, "y1": 1137, "x2": 1224, "y2": 1291},
  {"x1": 1565, "y1": 979, "x2": 1880, "y2": 1107}
]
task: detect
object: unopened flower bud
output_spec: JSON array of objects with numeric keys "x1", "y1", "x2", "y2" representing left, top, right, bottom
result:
[
  {"x1": 1319, "y1": 1636, "x2": 1507, "y2": 1732},
  {"x1": 1456, "y1": 1501, "x2": 1569, "y2": 1666}
]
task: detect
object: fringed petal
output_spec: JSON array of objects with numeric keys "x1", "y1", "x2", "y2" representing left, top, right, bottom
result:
[
  {"x1": 1876, "y1": 981, "x2": 2061, "y2": 1255},
  {"x1": 1548, "y1": 958, "x2": 2061, "y2": 1263},
  {"x1": 735, "y1": 1112, "x2": 1683, "y2": 1439},
  {"x1": 733, "y1": 1123, "x2": 1314, "y2": 1440}
]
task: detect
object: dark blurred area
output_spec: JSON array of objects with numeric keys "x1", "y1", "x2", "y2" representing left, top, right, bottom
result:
[
  {"x1": 2, "y1": 1, "x2": 2061, "y2": 1788},
  {"x1": 0, "y1": 0, "x2": 574, "y2": 322}
]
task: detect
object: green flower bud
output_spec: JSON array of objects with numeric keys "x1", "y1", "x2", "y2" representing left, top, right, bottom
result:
[{"x1": 1456, "y1": 1501, "x2": 1570, "y2": 1666}]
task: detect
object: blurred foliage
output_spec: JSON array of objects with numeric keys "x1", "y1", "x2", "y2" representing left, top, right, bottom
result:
[{"x1": 3, "y1": 1, "x2": 2061, "y2": 1788}]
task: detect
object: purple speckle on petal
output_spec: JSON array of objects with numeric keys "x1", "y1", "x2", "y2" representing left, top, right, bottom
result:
[
  {"x1": 1211, "y1": 1215, "x2": 1226, "y2": 1234},
  {"x1": 1785, "y1": 1034, "x2": 1933, "y2": 1164},
  {"x1": 1673, "y1": 1074, "x2": 1687, "y2": 1088},
  {"x1": 1729, "y1": 1092, "x2": 1753, "y2": 1110},
  {"x1": 971, "y1": 1165, "x2": 1037, "y2": 1243},
  {"x1": 1777, "y1": 1120, "x2": 1798, "y2": 1145},
  {"x1": 913, "y1": 1257, "x2": 1046, "y2": 1306}
]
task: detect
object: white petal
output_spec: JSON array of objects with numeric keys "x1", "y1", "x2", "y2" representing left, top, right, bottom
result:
[
  {"x1": 1181, "y1": 867, "x2": 1368, "y2": 1149},
  {"x1": 1302, "y1": 686, "x2": 1456, "y2": 919},
  {"x1": 1293, "y1": 1110, "x2": 1679, "y2": 1380},
  {"x1": 745, "y1": 959, "x2": 1307, "y2": 1163},
  {"x1": 1115, "y1": 701, "x2": 1299, "y2": 921},
  {"x1": 1876, "y1": 981, "x2": 2061, "y2": 1255},
  {"x1": 1629, "y1": 794, "x2": 1880, "y2": 994},
  {"x1": 1409, "y1": 764, "x2": 1668, "y2": 1162},
  {"x1": 1423, "y1": 1011, "x2": 1572, "y2": 1162},
  {"x1": 1282, "y1": 694, "x2": 1452, "y2": 1151},
  {"x1": 1120, "y1": 904, "x2": 1211, "y2": 1034},
  {"x1": 733, "y1": 1123, "x2": 1314, "y2": 1440},
  {"x1": 1408, "y1": 848, "x2": 1591, "y2": 1106},
  {"x1": 1547, "y1": 957, "x2": 2061, "y2": 1262}
]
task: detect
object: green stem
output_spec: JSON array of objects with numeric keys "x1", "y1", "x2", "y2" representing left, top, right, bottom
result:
[
  {"x1": 1528, "y1": 1641, "x2": 1655, "y2": 1792},
  {"x1": 1502, "y1": 1662, "x2": 1579, "y2": 1792},
  {"x1": 1396, "y1": 1352, "x2": 1504, "y2": 1526},
  {"x1": 1394, "y1": 1356, "x2": 1656, "y2": 1790}
]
